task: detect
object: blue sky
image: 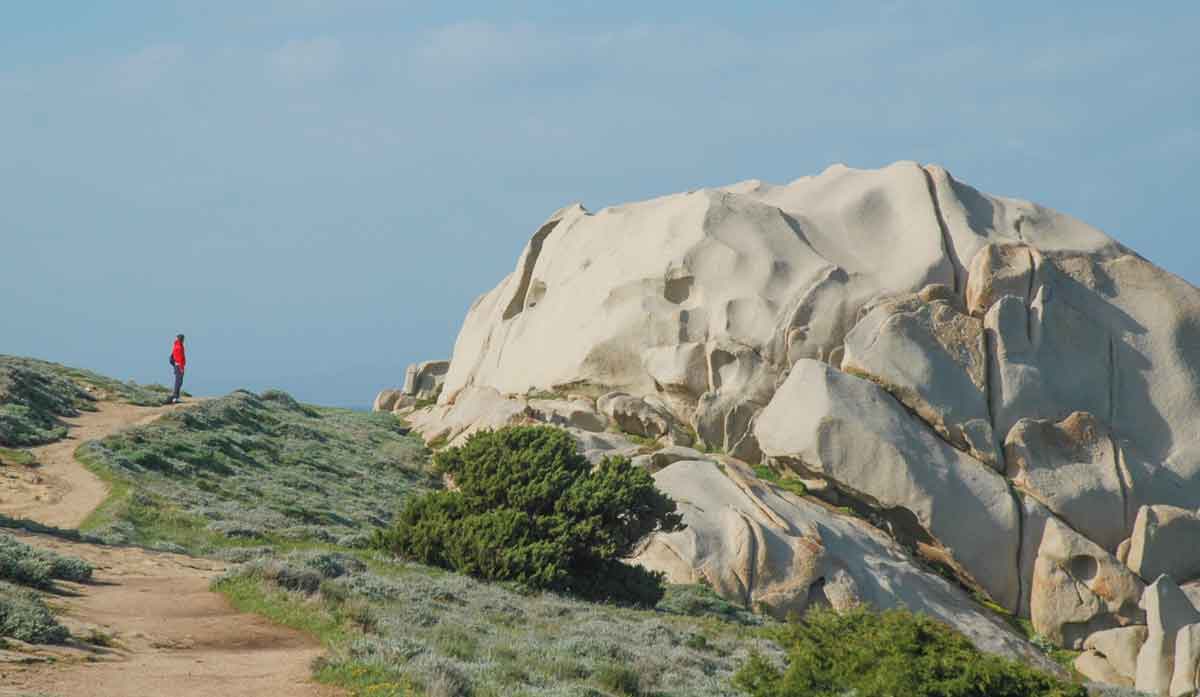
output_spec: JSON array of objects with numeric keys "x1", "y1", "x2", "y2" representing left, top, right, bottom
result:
[{"x1": 2, "y1": 2, "x2": 1197, "y2": 407}]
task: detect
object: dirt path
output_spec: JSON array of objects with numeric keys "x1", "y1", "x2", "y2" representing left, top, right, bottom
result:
[{"x1": 0, "y1": 401, "x2": 341, "y2": 697}]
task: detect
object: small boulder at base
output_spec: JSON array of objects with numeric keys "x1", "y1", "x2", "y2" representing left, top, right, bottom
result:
[
  {"x1": 373, "y1": 389, "x2": 404, "y2": 413},
  {"x1": 1085, "y1": 626, "x2": 1149, "y2": 681},
  {"x1": 1170, "y1": 623, "x2": 1200, "y2": 697},
  {"x1": 1135, "y1": 575, "x2": 1200, "y2": 695},
  {"x1": 403, "y1": 360, "x2": 449, "y2": 401},
  {"x1": 1075, "y1": 650, "x2": 1133, "y2": 688}
]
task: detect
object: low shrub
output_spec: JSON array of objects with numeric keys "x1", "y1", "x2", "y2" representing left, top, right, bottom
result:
[
  {"x1": 0, "y1": 582, "x2": 69, "y2": 644},
  {"x1": 375, "y1": 425, "x2": 684, "y2": 606},
  {"x1": 0, "y1": 533, "x2": 93, "y2": 588},
  {"x1": 733, "y1": 605, "x2": 1086, "y2": 697}
]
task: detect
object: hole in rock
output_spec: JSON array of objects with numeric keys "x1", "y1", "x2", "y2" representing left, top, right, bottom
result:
[
  {"x1": 525, "y1": 280, "x2": 547, "y2": 310},
  {"x1": 805, "y1": 577, "x2": 830, "y2": 610},
  {"x1": 1068, "y1": 555, "x2": 1099, "y2": 583},
  {"x1": 665, "y1": 275, "x2": 694, "y2": 304}
]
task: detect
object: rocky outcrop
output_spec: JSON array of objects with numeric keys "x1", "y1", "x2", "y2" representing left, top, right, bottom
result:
[
  {"x1": 403, "y1": 360, "x2": 449, "y2": 401},
  {"x1": 632, "y1": 459, "x2": 1061, "y2": 673},
  {"x1": 841, "y1": 286, "x2": 1000, "y2": 469},
  {"x1": 1004, "y1": 412, "x2": 1128, "y2": 553},
  {"x1": 384, "y1": 161, "x2": 1200, "y2": 682},
  {"x1": 756, "y1": 359, "x2": 1021, "y2": 612}
]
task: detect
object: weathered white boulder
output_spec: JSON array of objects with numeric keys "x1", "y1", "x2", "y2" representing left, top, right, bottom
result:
[
  {"x1": 981, "y1": 248, "x2": 1200, "y2": 515},
  {"x1": 1004, "y1": 412, "x2": 1128, "y2": 552},
  {"x1": 1076, "y1": 651, "x2": 1134, "y2": 688},
  {"x1": 632, "y1": 459, "x2": 1060, "y2": 673},
  {"x1": 755, "y1": 359, "x2": 1021, "y2": 612},
  {"x1": 1136, "y1": 575, "x2": 1200, "y2": 695},
  {"x1": 597, "y1": 392, "x2": 691, "y2": 445},
  {"x1": 1170, "y1": 623, "x2": 1200, "y2": 697},
  {"x1": 1028, "y1": 513, "x2": 1144, "y2": 648},
  {"x1": 966, "y1": 242, "x2": 1040, "y2": 317},
  {"x1": 441, "y1": 163, "x2": 962, "y2": 454},
  {"x1": 527, "y1": 398, "x2": 607, "y2": 432},
  {"x1": 630, "y1": 445, "x2": 709, "y2": 472},
  {"x1": 841, "y1": 287, "x2": 1000, "y2": 469},
  {"x1": 373, "y1": 389, "x2": 404, "y2": 413},
  {"x1": 1127, "y1": 505, "x2": 1200, "y2": 584},
  {"x1": 405, "y1": 386, "x2": 529, "y2": 446},
  {"x1": 1085, "y1": 626, "x2": 1149, "y2": 680},
  {"x1": 403, "y1": 360, "x2": 449, "y2": 401}
]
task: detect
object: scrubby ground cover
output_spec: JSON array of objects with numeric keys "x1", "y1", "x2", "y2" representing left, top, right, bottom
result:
[
  {"x1": 0, "y1": 533, "x2": 93, "y2": 588},
  {"x1": 75, "y1": 389, "x2": 434, "y2": 552},
  {"x1": 0, "y1": 355, "x2": 174, "y2": 447},
  {"x1": 0, "y1": 533, "x2": 92, "y2": 644},
  {"x1": 217, "y1": 549, "x2": 780, "y2": 697}
]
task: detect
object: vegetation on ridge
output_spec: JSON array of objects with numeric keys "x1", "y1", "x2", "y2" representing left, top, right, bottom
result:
[
  {"x1": 0, "y1": 354, "x2": 175, "y2": 448},
  {"x1": 76, "y1": 388, "x2": 434, "y2": 552}
]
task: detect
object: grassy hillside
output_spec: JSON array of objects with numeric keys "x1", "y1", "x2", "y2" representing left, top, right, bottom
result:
[
  {"x1": 76, "y1": 389, "x2": 433, "y2": 552},
  {"x1": 0, "y1": 354, "x2": 174, "y2": 448}
]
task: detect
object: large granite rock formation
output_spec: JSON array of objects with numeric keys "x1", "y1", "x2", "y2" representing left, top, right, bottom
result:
[{"x1": 389, "y1": 161, "x2": 1200, "y2": 683}]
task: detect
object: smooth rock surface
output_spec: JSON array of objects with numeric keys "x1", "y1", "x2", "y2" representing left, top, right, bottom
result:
[
  {"x1": 1005, "y1": 412, "x2": 1128, "y2": 552},
  {"x1": 841, "y1": 288, "x2": 1000, "y2": 468},
  {"x1": 1136, "y1": 575, "x2": 1200, "y2": 695},
  {"x1": 756, "y1": 359, "x2": 1020, "y2": 611},
  {"x1": 1127, "y1": 505, "x2": 1200, "y2": 584},
  {"x1": 632, "y1": 459, "x2": 1060, "y2": 673}
]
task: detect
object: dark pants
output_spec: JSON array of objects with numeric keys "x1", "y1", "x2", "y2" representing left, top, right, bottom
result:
[{"x1": 172, "y1": 366, "x2": 184, "y2": 401}]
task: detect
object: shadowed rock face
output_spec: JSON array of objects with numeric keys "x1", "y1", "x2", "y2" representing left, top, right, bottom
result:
[{"x1": 393, "y1": 161, "x2": 1200, "y2": 678}]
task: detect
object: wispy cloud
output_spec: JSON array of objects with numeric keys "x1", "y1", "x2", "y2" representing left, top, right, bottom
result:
[
  {"x1": 267, "y1": 37, "x2": 341, "y2": 85},
  {"x1": 114, "y1": 44, "x2": 185, "y2": 90}
]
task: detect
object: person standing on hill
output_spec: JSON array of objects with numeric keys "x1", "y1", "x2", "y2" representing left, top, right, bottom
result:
[{"x1": 168, "y1": 334, "x2": 186, "y2": 404}]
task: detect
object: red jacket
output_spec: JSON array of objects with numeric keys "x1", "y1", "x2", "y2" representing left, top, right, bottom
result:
[{"x1": 172, "y1": 340, "x2": 186, "y2": 371}]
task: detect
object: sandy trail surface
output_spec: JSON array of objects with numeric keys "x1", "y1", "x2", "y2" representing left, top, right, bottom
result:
[{"x1": 0, "y1": 401, "x2": 340, "y2": 697}]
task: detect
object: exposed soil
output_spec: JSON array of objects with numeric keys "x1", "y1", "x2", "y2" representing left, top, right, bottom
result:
[{"x1": 0, "y1": 401, "x2": 341, "y2": 697}]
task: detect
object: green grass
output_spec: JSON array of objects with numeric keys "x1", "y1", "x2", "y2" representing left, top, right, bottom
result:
[
  {"x1": 216, "y1": 550, "x2": 782, "y2": 697},
  {"x1": 751, "y1": 466, "x2": 808, "y2": 498}
]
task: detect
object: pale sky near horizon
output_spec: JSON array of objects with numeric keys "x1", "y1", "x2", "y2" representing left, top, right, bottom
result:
[{"x1": 2, "y1": 2, "x2": 1198, "y2": 407}]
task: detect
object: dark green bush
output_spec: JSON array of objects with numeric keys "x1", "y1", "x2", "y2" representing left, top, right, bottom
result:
[
  {"x1": 733, "y1": 605, "x2": 1086, "y2": 697},
  {"x1": 375, "y1": 425, "x2": 683, "y2": 606}
]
